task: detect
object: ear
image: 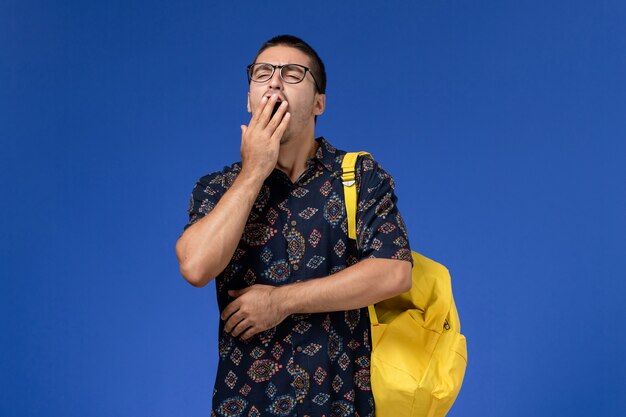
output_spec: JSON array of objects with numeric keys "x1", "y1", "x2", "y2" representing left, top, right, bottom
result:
[
  {"x1": 313, "y1": 93, "x2": 326, "y2": 116},
  {"x1": 247, "y1": 92, "x2": 251, "y2": 113}
]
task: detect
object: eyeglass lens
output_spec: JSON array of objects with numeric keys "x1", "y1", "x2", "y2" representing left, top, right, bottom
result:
[{"x1": 250, "y1": 64, "x2": 306, "y2": 83}]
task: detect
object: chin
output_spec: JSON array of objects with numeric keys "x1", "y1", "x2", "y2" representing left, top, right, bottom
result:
[{"x1": 279, "y1": 133, "x2": 292, "y2": 145}]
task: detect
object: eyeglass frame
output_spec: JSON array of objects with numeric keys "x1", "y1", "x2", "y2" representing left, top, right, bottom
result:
[{"x1": 246, "y1": 63, "x2": 322, "y2": 93}]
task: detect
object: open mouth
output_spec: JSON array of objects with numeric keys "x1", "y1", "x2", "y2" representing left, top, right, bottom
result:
[{"x1": 271, "y1": 100, "x2": 282, "y2": 117}]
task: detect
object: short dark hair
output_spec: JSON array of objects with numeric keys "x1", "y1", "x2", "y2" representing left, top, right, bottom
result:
[{"x1": 251, "y1": 34, "x2": 326, "y2": 94}]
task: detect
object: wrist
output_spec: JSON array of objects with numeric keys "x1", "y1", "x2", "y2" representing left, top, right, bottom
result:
[
  {"x1": 273, "y1": 285, "x2": 295, "y2": 317},
  {"x1": 235, "y1": 168, "x2": 267, "y2": 192},
  {"x1": 237, "y1": 165, "x2": 271, "y2": 188}
]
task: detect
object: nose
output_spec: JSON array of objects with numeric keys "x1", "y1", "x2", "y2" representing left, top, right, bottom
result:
[{"x1": 268, "y1": 69, "x2": 283, "y2": 91}]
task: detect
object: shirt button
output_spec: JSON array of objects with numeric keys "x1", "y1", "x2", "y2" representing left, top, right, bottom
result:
[
  {"x1": 293, "y1": 265, "x2": 299, "y2": 271},
  {"x1": 296, "y1": 346, "x2": 303, "y2": 352},
  {"x1": 291, "y1": 220, "x2": 297, "y2": 226}
]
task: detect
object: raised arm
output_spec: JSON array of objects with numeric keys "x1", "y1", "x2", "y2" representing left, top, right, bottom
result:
[{"x1": 176, "y1": 94, "x2": 290, "y2": 287}]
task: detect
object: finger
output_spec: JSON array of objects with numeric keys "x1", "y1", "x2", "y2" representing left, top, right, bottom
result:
[
  {"x1": 229, "y1": 286, "x2": 253, "y2": 298},
  {"x1": 221, "y1": 299, "x2": 240, "y2": 321},
  {"x1": 224, "y1": 310, "x2": 244, "y2": 333},
  {"x1": 266, "y1": 100, "x2": 289, "y2": 130},
  {"x1": 231, "y1": 318, "x2": 252, "y2": 338},
  {"x1": 250, "y1": 95, "x2": 269, "y2": 123},
  {"x1": 239, "y1": 326, "x2": 258, "y2": 341},
  {"x1": 258, "y1": 94, "x2": 280, "y2": 127},
  {"x1": 270, "y1": 112, "x2": 291, "y2": 141},
  {"x1": 240, "y1": 125, "x2": 247, "y2": 136}
]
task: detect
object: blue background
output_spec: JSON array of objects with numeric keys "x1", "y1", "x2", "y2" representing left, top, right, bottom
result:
[{"x1": 2, "y1": 1, "x2": 625, "y2": 416}]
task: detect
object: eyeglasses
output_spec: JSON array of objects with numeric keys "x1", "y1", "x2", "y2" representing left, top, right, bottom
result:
[{"x1": 247, "y1": 63, "x2": 321, "y2": 92}]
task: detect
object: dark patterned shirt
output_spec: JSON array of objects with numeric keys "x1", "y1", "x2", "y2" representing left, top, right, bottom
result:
[{"x1": 185, "y1": 137, "x2": 412, "y2": 417}]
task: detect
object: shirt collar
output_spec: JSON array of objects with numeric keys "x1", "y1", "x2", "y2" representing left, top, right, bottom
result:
[{"x1": 312, "y1": 137, "x2": 340, "y2": 172}]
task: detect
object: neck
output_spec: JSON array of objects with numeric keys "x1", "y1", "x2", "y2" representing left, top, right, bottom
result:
[{"x1": 275, "y1": 128, "x2": 319, "y2": 183}]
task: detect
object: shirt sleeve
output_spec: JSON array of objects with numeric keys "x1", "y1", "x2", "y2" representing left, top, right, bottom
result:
[
  {"x1": 354, "y1": 155, "x2": 413, "y2": 264},
  {"x1": 184, "y1": 166, "x2": 238, "y2": 231}
]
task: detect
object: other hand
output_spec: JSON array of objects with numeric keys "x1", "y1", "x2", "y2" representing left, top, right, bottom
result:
[{"x1": 221, "y1": 284, "x2": 288, "y2": 340}]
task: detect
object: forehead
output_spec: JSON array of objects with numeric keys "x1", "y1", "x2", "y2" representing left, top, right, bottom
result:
[{"x1": 255, "y1": 45, "x2": 312, "y2": 67}]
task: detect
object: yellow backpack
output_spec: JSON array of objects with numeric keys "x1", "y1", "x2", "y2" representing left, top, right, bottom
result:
[{"x1": 342, "y1": 152, "x2": 468, "y2": 417}]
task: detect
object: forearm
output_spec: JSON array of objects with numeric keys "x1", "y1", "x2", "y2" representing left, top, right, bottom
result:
[
  {"x1": 221, "y1": 258, "x2": 412, "y2": 339},
  {"x1": 176, "y1": 170, "x2": 264, "y2": 287},
  {"x1": 276, "y1": 258, "x2": 412, "y2": 315}
]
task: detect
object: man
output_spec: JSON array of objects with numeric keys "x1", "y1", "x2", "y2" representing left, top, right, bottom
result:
[{"x1": 176, "y1": 35, "x2": 413, "y2": 416}]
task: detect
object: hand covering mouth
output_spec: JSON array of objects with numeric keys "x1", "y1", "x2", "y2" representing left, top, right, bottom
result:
[
  {"x1": 265, "y1": 92, "x2": 285, "y2": 102},
  {"x1": 271, "y1": 100, "x2": 285, "y2": 117}
]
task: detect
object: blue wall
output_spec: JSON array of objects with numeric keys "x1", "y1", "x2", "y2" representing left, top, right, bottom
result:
[{"x1": 2, "y1": 1, "x2": 625, "y2": 415}]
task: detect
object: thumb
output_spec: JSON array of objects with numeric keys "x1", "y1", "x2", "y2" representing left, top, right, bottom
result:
[{"x1": 228, "y1": 287, "x2": 249, "y2": 298}]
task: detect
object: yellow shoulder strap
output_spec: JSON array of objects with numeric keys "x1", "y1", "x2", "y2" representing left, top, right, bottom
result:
[
  {"x1": 341, "y1": 151, "x2": 371, "y2": 242},
  {"x1": 341, "y1": 151, "x2": 378, "y2": 326}
]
